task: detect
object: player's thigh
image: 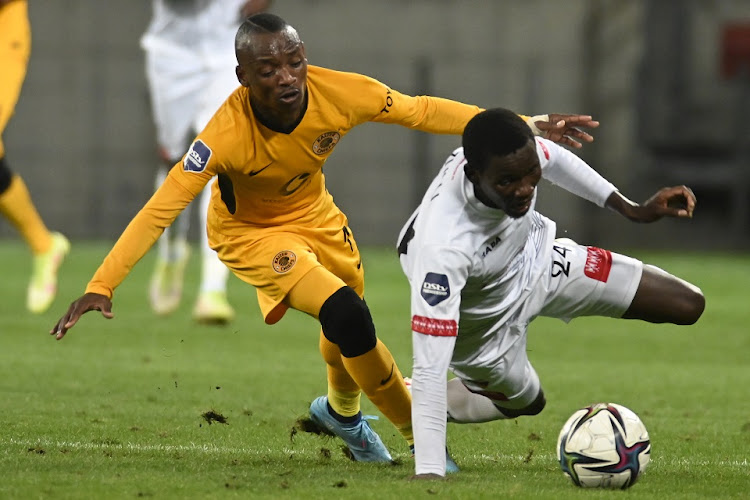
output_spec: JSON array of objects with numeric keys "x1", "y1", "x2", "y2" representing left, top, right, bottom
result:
[
  {"x1": 308, "y1": 218, "x2": 365, "y2": 297},
  {"x1": 538, "y1": 240, "x2": 642, "y2": 320},
  {"x1": 211, "y1": 230, "x2": 324, "y2": 320},
  {"x1": 622, "y1": 264, "x2": 704, "y2": 324},
  {"x1": 285, "y1": 266, "x2": 348, "y2": 319},
  {"x1": 0, "y1": 0, "x2": 31, "y2": 135}
]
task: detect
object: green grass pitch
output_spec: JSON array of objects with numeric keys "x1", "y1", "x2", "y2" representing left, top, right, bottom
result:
[{"x1": 0, "y1": 241, "x2": 748, "y2": 498}]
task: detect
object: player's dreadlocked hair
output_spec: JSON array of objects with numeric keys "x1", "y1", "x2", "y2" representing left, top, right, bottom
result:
[
  {"x1": 235, "y1": 13, "x2": 291, "y2": 53},
  {"x1": 462, "y1": 108, "x2": 535, "y2": 172}
]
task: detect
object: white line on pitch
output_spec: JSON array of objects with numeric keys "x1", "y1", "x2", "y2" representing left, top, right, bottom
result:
[{"x1": 6, "y1": 438, "x2": 748, "y2": 469}]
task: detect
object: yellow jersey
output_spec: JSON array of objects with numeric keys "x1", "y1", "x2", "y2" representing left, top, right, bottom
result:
[{"x1": 87, "y1": 65, "x2": 490, "y2": 297}]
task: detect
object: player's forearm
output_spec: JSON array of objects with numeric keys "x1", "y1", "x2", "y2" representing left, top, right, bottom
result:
[
  {"x1": 412, "y1": 364, "x2": 449, "y2": 476},
  {"x1": 604, "y1": 191, "x2": 641, "y2": 221},
  {"x1": 392, "y1": 93, "x2": 483, "y2": 135},
  {"x1": 85, "y1": 177, "x2": 195, "y2": 297},
  {"x1": 541, "y1": 139, "x2": 616, "y2": 206},
  {"x1": 411, "y1": 331, "x2": 456, "y2": 476},
  {"x1": 383, "y1": 91, "x2": 539, "y2": 138},
  {"x1": 85, "y1": 215, "x2": 166, "y2": 297}
]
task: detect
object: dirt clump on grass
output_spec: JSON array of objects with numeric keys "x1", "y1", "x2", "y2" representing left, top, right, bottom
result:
[{"x1": 201, "y1": 410, "x2": 228, "y2": 425}]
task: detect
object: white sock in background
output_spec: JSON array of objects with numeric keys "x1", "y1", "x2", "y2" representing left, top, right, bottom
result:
[{"x1": 199, "y1": 178, "x2": 229, "y2": 293}]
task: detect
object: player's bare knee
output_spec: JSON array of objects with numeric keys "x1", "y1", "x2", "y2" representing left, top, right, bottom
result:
[
  {"x1": 676, "y1": 283, "x2": 705, "y2": 325},
  {"x1": 319, "y1": 286, "x2": 377, "y2": 357}
]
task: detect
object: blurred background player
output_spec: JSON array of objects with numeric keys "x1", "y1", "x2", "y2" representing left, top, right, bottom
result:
[
  {"x1": 142, "y1": 0, "x2": 270, "y2": 323},
  {"x1": 0, "y1": 0, "x2": 69, "y2": 313}
]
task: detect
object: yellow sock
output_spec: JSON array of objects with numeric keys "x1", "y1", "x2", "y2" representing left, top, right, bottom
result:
[
  {"x1": 319, "y1": 332, "x2": 361, "y2": 417},
  {"x1": 0, "y1": 175, "x2": 51, "y2": 254},
  {"x1": 341, "y1": 340, "x2": 414, "y2": 445},
  {"x1": 327, "y1": 388, "x2": 361, "y2": 417}
]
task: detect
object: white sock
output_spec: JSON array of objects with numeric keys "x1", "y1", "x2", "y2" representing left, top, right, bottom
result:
[
  {"x1": 155, "y1": 168, "x2": 171, "y2": 262},
  {"x1": 446, "y1": 378, "x2": 506, "y2": 423},
  {"x1": 199, "y1": 179, "x2": 229, "y2": 293}
]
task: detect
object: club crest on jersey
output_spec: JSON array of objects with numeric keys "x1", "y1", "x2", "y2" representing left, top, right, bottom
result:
[
  {"x1": 183, "y1": 140, "x2": 211, "y2": 173},
  {"x1": 312, "y1": 131, "x2": 340, "y2": 155},
  {"x1": 421, "y1": 272, "x2": 450, "y2": 306},
  {"x1": 272, "y1": 250, "x2": 297, "y2": 274}
]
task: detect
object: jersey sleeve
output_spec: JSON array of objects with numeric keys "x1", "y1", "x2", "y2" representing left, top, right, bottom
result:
[
  {"x1": 85, "y1": 149, "x2": 214, "y2": 298},
  {"x1": 408, "y1": 245, "x2": 472, "y2": 476},
  {"x1": 337, "y1": 70, "x2": 537, "y2": 137},
  {"x1": 372, "y1": 87, "x2": 484, "y2": 135},
  {"x1": 537, "y1": 137, "x2": 616, "y2": 207}
]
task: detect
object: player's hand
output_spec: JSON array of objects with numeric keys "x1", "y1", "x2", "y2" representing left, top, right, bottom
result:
[
  {"x1": 50, "y1": 293, "x2": 114, "y2": 340},
  {"x1": 607, "y1": 186, "x2": 696, "y2": 223},
  {"x1": 640, "y1": 185, "x2": 697, "y2": 221},
  {"x1": 534, "y1": 114, "x2": 600, "y2": 149}
]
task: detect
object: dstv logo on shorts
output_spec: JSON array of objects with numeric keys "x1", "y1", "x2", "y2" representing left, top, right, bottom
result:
[{"x1": 421, "y1": 272, "x2": 450, "y2": 306}]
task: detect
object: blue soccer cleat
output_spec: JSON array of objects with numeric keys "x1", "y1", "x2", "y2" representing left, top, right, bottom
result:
[
  {"x1": 445, "y1": 449, "x2": 460, "y2": 474},
  {"x1": 309, "y1": 396, "x2": 393, "y2": 462}
]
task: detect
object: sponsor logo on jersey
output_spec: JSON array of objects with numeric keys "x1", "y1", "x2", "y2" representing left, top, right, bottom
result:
[
  {"x1": 272, "y1": 250, "x2": 297, "y2": 273},
  {"x1": 312, "y1": 131, "x2": 340, "y2": 155},
  {"x1": 584, "y1": 246, "x2": 612, "y2": 282},
  {"x1": 280, "y1": 172, "x2": 311, "y2": 196},
  {"x1": 183, "y1": 140, "x2": 211, "y2": 173},
  {"x1": 480, "y1": 235, "x2": 502, "y2": 258},
  {"x1": 380, "y1": 88, "x2": 394, "y2": 114},
  {"x1": 421, "y1": 272, "x2": 450, "y2": 306},
  {"x1": 411, "y1": 315, "x2": 457, "y2": 336}
]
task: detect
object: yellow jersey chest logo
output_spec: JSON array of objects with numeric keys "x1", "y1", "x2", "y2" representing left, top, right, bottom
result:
[{"x1": 312, "y1": 131, "x2": 340, "y2": 155}]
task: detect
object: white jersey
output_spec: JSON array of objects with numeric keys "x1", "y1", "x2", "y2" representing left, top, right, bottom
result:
[
  {"x1": 141, "y1": 0, "x2": 247, "y2": 158},
  {"x1": 142, "y1": 0, "x2": 246, "y2": 58},
  {"x1": 398, "y1": 137, "x2": 616, "y2": 475}
]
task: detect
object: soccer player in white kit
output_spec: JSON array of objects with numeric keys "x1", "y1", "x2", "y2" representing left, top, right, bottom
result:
[
  {"x1": 397, "y1": 108, "x2": 705, "y2": 478},
  {"x1": 142, "y1": 0, "x2": 269, "y2": 322}
]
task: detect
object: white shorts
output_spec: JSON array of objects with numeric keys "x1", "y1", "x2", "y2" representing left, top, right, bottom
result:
[
  {"x1": 453, "y1": 239, "x2": 643, "y2": 409},
  {"x1": 144, "y1": 44, "x2": 239, "y2": 159}
]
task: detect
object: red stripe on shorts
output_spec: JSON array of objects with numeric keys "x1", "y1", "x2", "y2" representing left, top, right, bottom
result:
[
  {"x1": 584, "y1": 246, "x2": 613, "y2": 282},
  {"x1": 412, "y1": 315, "x2": 458, "y2": 337}
]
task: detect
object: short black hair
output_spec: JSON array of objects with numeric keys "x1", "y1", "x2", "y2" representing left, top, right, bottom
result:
[
  {"x1": 235, "y1": 13, "x2": 290, "y2": 53},
  {"x1": 462, "y1": 108, "x2": 535, "y2": 171}
]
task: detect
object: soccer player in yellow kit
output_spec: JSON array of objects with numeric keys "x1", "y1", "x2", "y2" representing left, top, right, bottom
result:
[
  {"x1": 0, "y1": 0, "x2": 69, "y2": 313},
  {"x1": 51, "y1": 13, "x2": 598, "y2": 463}
]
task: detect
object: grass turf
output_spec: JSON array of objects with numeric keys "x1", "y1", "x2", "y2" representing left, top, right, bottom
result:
[{"x1": 0, "y1": 241, "x2": 748, "y2": 499}]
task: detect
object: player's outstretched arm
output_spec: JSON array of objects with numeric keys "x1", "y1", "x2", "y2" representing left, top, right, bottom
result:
[
  {"x1": 605, "y1": 185, "x2": 696, "y2": 223},
  {"x1": 530, "y1": 114, "x2": 600, "y2": 149},
  {"x1": 50, "y1": 293, "x2": 113, "y2": 340}
]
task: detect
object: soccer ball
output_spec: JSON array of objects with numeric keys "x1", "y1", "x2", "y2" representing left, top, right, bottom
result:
[{"x1": 557, "y1": 403, "x2": 651, "y2": 489}]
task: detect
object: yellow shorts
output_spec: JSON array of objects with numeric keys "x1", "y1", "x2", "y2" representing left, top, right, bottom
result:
[
  {"x1": 0, "y1": 0, "x2": 31, "y2": 157},
  {"x1": 208, "y1": 206, "x2": 365, "y2": 324}
]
